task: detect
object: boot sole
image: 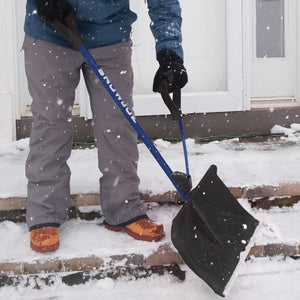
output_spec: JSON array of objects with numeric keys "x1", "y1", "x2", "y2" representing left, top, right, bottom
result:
[
  {"x1": 30, "y1": 241, "x2": 59, "y2": 252},
  {"x1": 105, "y1": 224, "x2": 165, "y2": 242}
]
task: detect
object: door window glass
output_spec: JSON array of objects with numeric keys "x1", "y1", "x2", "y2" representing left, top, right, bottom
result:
[{"x1": 256, "y1": 0, "x2": 285, "y2": 58}]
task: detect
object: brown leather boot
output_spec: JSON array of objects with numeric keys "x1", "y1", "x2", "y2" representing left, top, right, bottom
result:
[
  {"x1": 105, "y1": 218, "x2": 165, "y2": 242},
  {"x1": 30, "y1": 227, "x2": 59, "y2": 252}
]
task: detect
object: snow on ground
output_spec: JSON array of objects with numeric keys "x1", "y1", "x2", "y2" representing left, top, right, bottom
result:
[
  {"x1": 1, "y1": 258, "x2": 300, "y2": 300},
  {"x1": 0, "y1": 124, "x2": 300, "y2": 299}
]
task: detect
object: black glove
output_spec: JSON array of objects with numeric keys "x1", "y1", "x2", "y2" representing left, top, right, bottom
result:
[
  {"x1": 34, "y1": 0, "x2": 72, "y2": 24},
  {"x1": 153, "y1": 49, "x2": 188, "y2": 93}
]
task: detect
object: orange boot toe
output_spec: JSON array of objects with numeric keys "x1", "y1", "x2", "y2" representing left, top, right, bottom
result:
[
  {"x1": 30, "y1": 227, "x2": 59, "y2": 252},
  {"x1": 105, "y1": 218, "x2": 165, "y2": 242}
]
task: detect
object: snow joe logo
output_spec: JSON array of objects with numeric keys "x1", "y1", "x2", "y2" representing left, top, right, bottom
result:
[{"x1": 98, "y1": 68, "x2": 137, "y2": 124}]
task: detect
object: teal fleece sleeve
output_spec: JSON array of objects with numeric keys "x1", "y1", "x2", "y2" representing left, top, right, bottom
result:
[{"x1": 147, "y1": 0, "x2": 184, "y2": 60}]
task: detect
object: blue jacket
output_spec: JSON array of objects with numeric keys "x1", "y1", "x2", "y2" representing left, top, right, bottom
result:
[{"x1": 24, "y1": 0, "x2": 183, "y2": 59}]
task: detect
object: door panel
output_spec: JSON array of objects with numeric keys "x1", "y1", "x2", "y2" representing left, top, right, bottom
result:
[{"x1": 251, "y1": 0, "x2": 298, "y2": 100}]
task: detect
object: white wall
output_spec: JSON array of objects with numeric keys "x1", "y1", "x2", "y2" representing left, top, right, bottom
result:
[
  {"x1": 0, "y1": 1, "x2": 18, "y2": 141},
  {"x1": 0, "y1": 0, "x2": 31, "y2": 141}
]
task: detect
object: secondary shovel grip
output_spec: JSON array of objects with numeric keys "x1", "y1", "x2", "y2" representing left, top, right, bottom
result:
[{"x1": 159, "y1": 81, "x2": 182, "y2": 121}]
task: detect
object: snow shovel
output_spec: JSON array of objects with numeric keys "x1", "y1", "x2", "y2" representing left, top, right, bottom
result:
[
  {"x1": 158, "y1": 82, "x2": 260, "y2": 297},
  {"x1": 48, "y1": 13, "x2": 260, "y2": 297}
]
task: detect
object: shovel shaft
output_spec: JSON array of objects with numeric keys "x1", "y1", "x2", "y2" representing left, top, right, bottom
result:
[{"x1": 78, "y1": 45, "x2": 188, "y2": 200}]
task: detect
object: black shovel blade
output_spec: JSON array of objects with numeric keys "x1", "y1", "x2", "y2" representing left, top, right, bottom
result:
[{"x1": 171, "y1": 165, "x2": 259, "y2": 297}]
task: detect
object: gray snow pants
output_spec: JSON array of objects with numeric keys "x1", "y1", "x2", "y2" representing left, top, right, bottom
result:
[{"x1": 23, "y1": 34, "x2": 146, "y2": 229}]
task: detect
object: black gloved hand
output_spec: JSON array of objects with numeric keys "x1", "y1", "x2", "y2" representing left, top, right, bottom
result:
[
  {"x1": 34, "y1": 0, "x2": 72, "y2": 24},
  {"x1": 153, "y1": 49, "x2": 188, "y2": 93}
]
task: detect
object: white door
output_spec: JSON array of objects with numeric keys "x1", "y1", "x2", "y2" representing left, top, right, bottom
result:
[
  {"x1": 250, "y1": 0, "x2": 299, "y2": 103},
  {"x1": 131, "y1": 0, "x2": 247, "y2": 116}
]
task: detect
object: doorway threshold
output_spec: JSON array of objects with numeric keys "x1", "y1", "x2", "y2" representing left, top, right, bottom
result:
[{"x1": 251, "y1": 97, "x2": 300, "y2": 111}]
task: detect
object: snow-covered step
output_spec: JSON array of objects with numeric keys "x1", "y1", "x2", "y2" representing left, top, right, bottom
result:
[
  {"x1": 0, "y1": 203, "x2": 299, "y2": 280},
  {"x1": 248, "y1": 199, "x2": 300, "y2": 258},
  {"x1": 1, "y1": 137, "x2": 300, "y2": 202}
]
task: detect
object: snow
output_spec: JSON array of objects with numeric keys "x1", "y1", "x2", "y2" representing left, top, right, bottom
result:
[
  {"x1": 1, "y1": 128, "x2": 300, "y2": 198},
  {"x1": 0, "y1": 204, "x2": 177, "y2": 263},
  {"x1": 271, "y1": 123, "x2": 300, "y2": 141},
  {"x1": 0, "y1": 124, "x2": 300, "y2": 299},
  {"x1": 1, "y1": 259, "x2": 300, "y2": 300},
  {"x1": 253, "y1": 203, "x2": 300, "y2": 245}
]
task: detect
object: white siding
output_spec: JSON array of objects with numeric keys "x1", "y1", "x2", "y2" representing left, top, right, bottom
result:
[{"x1": 0, "y1": 1, "x2": 18, "y2": 141}]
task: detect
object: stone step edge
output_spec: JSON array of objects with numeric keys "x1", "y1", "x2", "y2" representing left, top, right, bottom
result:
[
  {"x1": 1, "y1": 182, "x2": 300, "y2": 211},
  {"x1": 1, "y1": 243, "x2": 299, "y2": 277}
]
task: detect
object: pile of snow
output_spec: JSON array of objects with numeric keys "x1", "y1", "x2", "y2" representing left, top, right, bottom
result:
[{"x1": 271, "y1": 123, "x2": 300, "y2": 141}]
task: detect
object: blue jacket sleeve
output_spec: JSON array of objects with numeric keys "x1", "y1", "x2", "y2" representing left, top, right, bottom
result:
[{"x1": 147, "y1": 0, "x2": 184, "y2": 60}]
